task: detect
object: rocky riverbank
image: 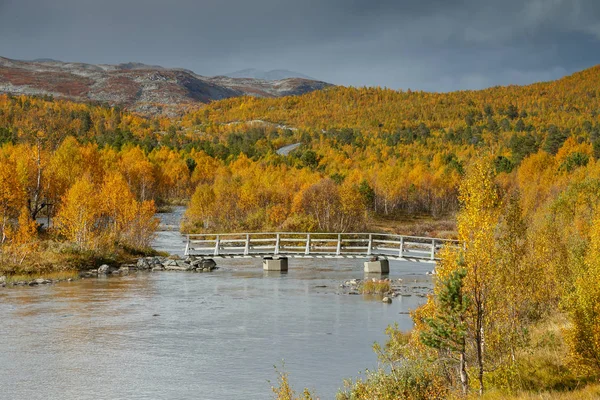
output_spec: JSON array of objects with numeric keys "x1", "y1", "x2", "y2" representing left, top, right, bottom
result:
[
  {"x1": 84, "y1": 256, "x2": 219, "y2": 276},
  {"x1": 0, "y1": 256, "x2": 219, "y2": 287},
  {"x1": 0, "y1": 275, "x2": 76, "y2": 287}
]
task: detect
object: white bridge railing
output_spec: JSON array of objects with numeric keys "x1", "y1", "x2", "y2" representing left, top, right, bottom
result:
[{"x1": 184, "y1": 232, "x2": 459, "y2": 262}]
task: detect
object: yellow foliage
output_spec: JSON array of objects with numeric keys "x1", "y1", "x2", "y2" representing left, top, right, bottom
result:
[
  {"x1": 56, "y1": 178, "x2": 100, "y2": 249},
  {"x1": 565, "y1": 209, "x2": 600, "y2": 374}
]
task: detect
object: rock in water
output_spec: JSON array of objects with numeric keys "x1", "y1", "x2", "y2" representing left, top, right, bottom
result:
[
  {"x1": 201, "y1": 259, "x2": 217, "y2": 270},
  {"x1": 382, "y1": 297, "x2": 392, "y2": 304},
  {"x1": 136, "y1": 258, "x2": 151, "y2": 270},
  {"x1": 165, "y1": 261, "x2": 192, "y2": 271},
  {"x1": 98, "y1": 264, "x2": 111, "y2": 274},
  {"x1": 175, "y1": 261, "x2": 191, "y2": 269},
  {"x1": 164, "y1": 259, "x2": 177, "y2": 267}
]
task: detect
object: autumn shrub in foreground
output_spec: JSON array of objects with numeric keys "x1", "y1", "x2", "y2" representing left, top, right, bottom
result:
[
  {"x1": 271, "y1": 366, "x2": 316, "y2": 400},
  {"x1": 337, "y1": 361, "x2": 449, "y2": 400},
  {"x1": 479, "y1": 384, "x2": 600, "y2": 400},
  {"x1": 481, "y1": 313, "x2": 597, "y2": 396},
  {"x1": 338, "y1": 325, "x2": 451, "y2": 400},
  {"x1": 360, "y1": 279, "x2": 391, "y2": 295}
]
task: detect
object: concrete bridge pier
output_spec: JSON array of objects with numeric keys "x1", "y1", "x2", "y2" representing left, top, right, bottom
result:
[
  {"x1": 263, "y1": 256, "x2": 289, "y2": 271},
  {"x1": 363, "y1": 257, "x2": 390, "y2": 274}
]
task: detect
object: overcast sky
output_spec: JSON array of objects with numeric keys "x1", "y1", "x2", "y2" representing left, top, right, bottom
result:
[{"x1": 1, "y1": 0, "x2": 599, "y2": 91}]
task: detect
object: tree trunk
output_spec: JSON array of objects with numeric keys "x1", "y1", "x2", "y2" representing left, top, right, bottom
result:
[
  {"x1": 476, "y1": 310, "x2": 485, "y2": 396},
  {"x1": 29, "y1": 141, "x2": 47, "y2": 220},
  {"x1": 460, "y1": 351, "x2": 469, "y2": 396}
]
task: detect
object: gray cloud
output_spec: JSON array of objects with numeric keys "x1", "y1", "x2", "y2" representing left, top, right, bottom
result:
[{"x1": 0, "y1": 0, "x2": 599, "y2": 91}]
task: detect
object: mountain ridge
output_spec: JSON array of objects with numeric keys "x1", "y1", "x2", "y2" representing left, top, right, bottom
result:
[
  {"x1": 0, "y1": 57, "x2": 332, "y2": 115},
  {"x1": 225, "y1": 68, "x2": 315, "y2": 81}
]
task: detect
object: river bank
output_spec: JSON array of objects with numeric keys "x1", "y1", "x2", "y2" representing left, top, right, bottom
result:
[{"x1": 1, "y1": 255, "x2": 435, "y2": 303}]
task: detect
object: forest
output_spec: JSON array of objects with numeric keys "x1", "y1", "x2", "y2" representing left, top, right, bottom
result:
[{"x1": 1, "y1": 65, "x2": 600, "y2": 398}]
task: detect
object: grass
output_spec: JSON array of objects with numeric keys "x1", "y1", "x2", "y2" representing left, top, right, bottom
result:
[
  {"x1": 479, "y1": 313, "x2": 599, "y2": 398},
  {"x1": 360, "y1": 279, "x2": 391, "y2": 295},
  {"x1": 0, "y1": 239, "x2": 159, "y2": 276},
  {"x1": 368, "y1": 212, "x2": 457, "y2": 239},
  {"x1": 479, "y1": 384, "x2": 600, "y2": 399},
  {"x1": 4, "y1": 270, "x2": 79, "y2": 284}
]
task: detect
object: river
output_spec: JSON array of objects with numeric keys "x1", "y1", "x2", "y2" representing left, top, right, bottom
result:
[{"x1": 0, "y1": 208, "x2": 432, "y2": 400}]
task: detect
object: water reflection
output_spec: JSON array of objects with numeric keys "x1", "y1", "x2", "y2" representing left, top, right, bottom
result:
[
  {"x1": 263, "y1": 270, "x2": 289, "y2": 278},
  {"x1": 1, "y1": 258, "x2": 432, "y2": 400}
]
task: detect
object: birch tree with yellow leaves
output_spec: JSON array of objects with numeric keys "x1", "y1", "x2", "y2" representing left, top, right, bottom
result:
[
  {"x1": 456, "y1": 157, "x2": 502, "y2": 395},
  {"x1": 55, "y1": 178, "x2": 100, "y2": 249},
  {"x1": 565, "y1": 209, "x2": 600, "y2": 374}
]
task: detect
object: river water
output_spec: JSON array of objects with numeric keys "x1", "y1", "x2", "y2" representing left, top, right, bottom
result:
[{"x1": 0, "y1": 208, "x2": 432, "y2": 400}]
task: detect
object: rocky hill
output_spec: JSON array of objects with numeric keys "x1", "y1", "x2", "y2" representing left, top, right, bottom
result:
[{"x1": 0, "y1": 57, "x2": 332, "y2": 115}]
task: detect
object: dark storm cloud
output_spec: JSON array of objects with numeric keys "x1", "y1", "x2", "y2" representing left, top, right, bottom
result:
[{"x1": 1, "y1": 0, "x2": 600, "y2": 91}]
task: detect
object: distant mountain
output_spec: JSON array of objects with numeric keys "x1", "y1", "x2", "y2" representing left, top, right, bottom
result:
[
  {"x1": 0, "y1": 57, "x2": 332, "y2": 115},
  {"x1": 225, "y1": 68, "x2": 316, "y2": 81}
]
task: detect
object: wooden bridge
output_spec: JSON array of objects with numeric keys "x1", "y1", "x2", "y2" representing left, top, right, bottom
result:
[{"x1": 184, "y1": 232, "x2": 459, "y2": 263}]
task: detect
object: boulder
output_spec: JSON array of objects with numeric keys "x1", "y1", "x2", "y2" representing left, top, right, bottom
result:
[
  {"x1": 152, "y1": 265, "x2": 165, "y2": 272},
  {"x1": 164, "y1": 265, "x2": 191, "y2": 271},
  {"x1": 98, "y1": 264, "x2": 111, "y2": 274},
  {"x1": 34, "y1": 278, "x2": 49, "y2": 285},
  {"x1": 136, "y1": 258, "x2": 152, "y2": 270},
  {"x1": 0, "y1": 276, "x2": 5, "y2": 284},
  {"x1": 164, "y1": 259, "x2": 177, "y2": 267},
  {"x1": 200, "y1": 259, "x2": 217, "y2": 270},
  {"x1": 147, "y1": 257, "x2": 164, "y2": 266},
  {"x1": 382, "y1": 297, "x2": 392, "y2": 304}
]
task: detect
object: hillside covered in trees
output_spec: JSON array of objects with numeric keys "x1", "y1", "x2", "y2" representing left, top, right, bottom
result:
[{"x1": 1, "y1": 65, "x2": 600, "y2": 397}]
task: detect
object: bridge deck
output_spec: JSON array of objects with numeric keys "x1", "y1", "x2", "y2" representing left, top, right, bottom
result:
[{"x1": 184, "y1": 232, "x2": 459, "y2": 263}]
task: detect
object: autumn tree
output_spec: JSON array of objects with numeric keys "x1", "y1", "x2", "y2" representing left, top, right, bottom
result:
[
  {"x1": 55, "y1": 178, "x2": 100, "y2": 249},
  {"x1": 420, "y1": 264, "x2": 470, "y2": 395},
  {"x1": 457, "y1": 157, "x2": 503, "y2": 395},
  {"x1": 99, "y1": 171, "x2": 158, "y2": 249},
  {"x1": 121, "y1": 199, "x2": 159, "y2": 250},
  {"x1": 118, "y1": 145, "x2": 155, "y2": 201},
  {"x1": 0, "y1": 154, "x2": 25, "y2": 244},
  {"x1": 565, "y1": 208, "x2": 600, "y2": 374},
  {"x1": 4, "y1": 206, "x2": 39, "y2": 264},
  {"x1": 99, "y1": 172, "x2": 137, "y2": 243},
  {"x1": 184, "y1": 184, "x2": 216, "y2": 231}
]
